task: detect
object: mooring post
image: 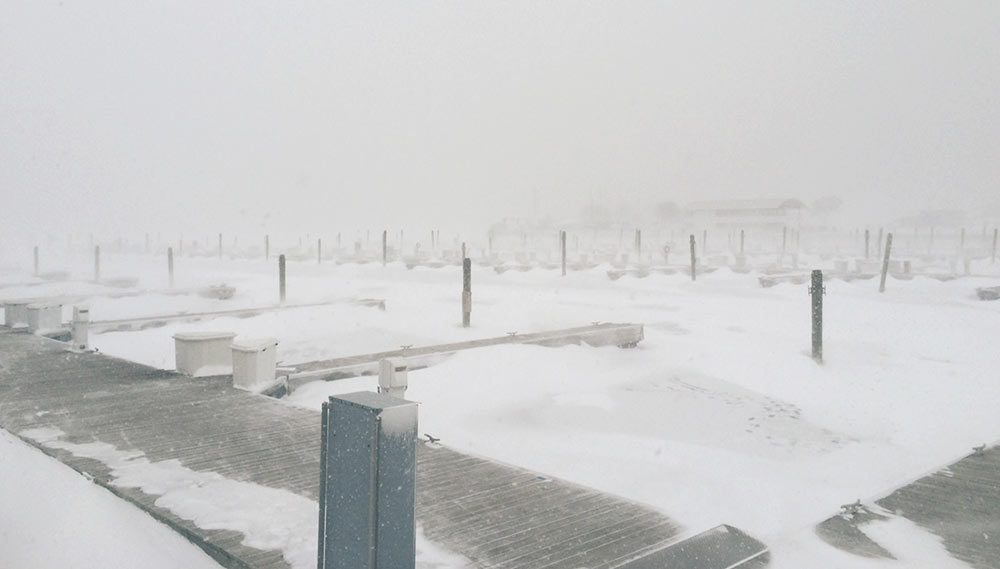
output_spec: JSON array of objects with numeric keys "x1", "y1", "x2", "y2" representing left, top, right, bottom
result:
[
  {"x1": 809, "y1": 269, "x2": 824, "y2": 363},
  {"x1": 560, "y1": 230, "x2": 567, "y2": 276},
  {"x1": 318, "y1": 239, "x2": 322, "y2": 264},
  {"x1": 864, "y1": 229, "x2": 870, "y2": 260},
  {"x1": 265, "y1": 235, "x2": 270, "y2": 261},
  {"x1": 993, "y1": 228, "x2": 998, "y2": 264},
  {"x1": 279, "y1": 254, "x2": 286, "y2": 304},
  {"x1": 879, "y1": 233, "x2": 893, "y2": 293},
  {"x1": 382, "y1": 230, "x2": 388, "y2": 266},
  {"x1": 168, "y1": 247, "x2": 174, "y2": 288},
  {"x1": 689, "y1": 234, "x2": 697, "y2": 281},
  {"x1": 94, "y1": 246, "x2": 101, "y2": 282},
  {"x1": 33, "y1": 246, "x2": 39, "y2": 276},
  {"x1": 318, "y1": 392, "x2": 417, "y2": 569},
  {"x1": 462, "y1": 258, "x2": 472, "y2": 327}
]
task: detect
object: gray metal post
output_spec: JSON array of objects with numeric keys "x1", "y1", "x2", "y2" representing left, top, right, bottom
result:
[
  {"x1": 168, "y1": 247, "x2": 174, "y2": 288},
  {"x1": 318, "y1": 392, "x2": 417, "y2": 569},
  {"x1": 689, "y1": 235, "x2": 697, "y2": 282},
  {"x1": 635, "y1": 229, "x2": 641, "y2": 258},
  {"x1": 279, "y1": 254, "x2": 286, "y2": 304},
  {"x1": 318, "y1": 239, "x2": 322, "y2": 264},
  {"x1": 879, "y1": 233, "x2": 893, "y2": 293},
  {"x1": 218, "y1": 233, "x2": 223, "y2": 260},
  {"x1": 560, "y1": 230, "x2": 567, "y2": 276},
  {"x1": 94, "y1": 246, "x2": 101, "y2": 282},
  {"x1": 740, "y1": 230, "x2": 745, "y2": 255},
  {"x1": 864, "y1": 229, "x2": 870, "y2": 259},
  {"x1": 382, "y1": 230, "x2": 388, "y2": 266},
  {"x1": 265, "y1": 235, "x2": 270, "y2": 261},
  {"x1": 33, "y1": 246, "x2": 39, "y2": 276},
  {"x1": 462, "y1": 258, "x2": 471, "y2": 327},
  {"x1": 809, "y1": 270, "x2": 824, "y2": 363}
]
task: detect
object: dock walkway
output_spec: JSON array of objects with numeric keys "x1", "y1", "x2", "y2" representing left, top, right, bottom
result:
[{"x1": 0, "y1": 331, "x2": 679, "y2": 569}]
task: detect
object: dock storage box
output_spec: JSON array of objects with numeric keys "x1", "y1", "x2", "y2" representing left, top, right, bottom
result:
[
  {"x1": 27, "y1": 303, "x2": 62, "y2": 334},
  {"x1": 173, "y1": 331, "x2": 237, "y2": 376},
  {"x1": 4, "y1": 302, "x2": 30, "y2": 328},
  {"x1": 231, "y1": 338, "x2": 279, "y2": 392}
]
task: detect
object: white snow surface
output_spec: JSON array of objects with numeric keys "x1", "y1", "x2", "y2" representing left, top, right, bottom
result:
[{"x1": 3, "y1": 252, "x2": 999, "y2": 567}]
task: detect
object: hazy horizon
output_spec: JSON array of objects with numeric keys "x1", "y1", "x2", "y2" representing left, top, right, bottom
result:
[{"x1": 3, "y1": 2, "x2": 999, "y2": 244}]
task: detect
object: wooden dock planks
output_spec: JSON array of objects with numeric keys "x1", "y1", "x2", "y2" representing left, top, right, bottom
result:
[{"x1": 0, "y1": 332, "x2": 680, "y2": 569}]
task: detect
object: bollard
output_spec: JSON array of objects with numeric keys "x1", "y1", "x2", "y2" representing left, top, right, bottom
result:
[
  {"x1": 382, "y1": 230, "x2": 388, "y2": 266},
  {"x1": 318, "y1": 392, "x2": 417, "y2": 569},
  {"x1": 462, "y1": 258, "x2": 471, "y2": 327},
  {"x1": 168, "y1": 247, "x2": 175, "y2": 288},
  {"x1": 879, "y1": 233, "x2": 893, "y2": 293},
  {"x1": 689, "y1": 234, "x2": 697, "y2": 281},
  {"x1": 279, "y1": 254, "x2": 286, "y2": 304},
  {"x1": 809, "y1": 270, "x2": 824, "y2": 363},
  {"x1": 378, "y1": 359, "x2": 408, "y2": 398},
  {"x1": 94, "y1": 246, "x2": 101, "y2": 282},
  {"x1": 72, "y1": 306, "x2": 90, "y2": 351},
  {"x1": 33, "y1": 246, "x2": 39, "y2": 276},
  {"x1": 560, "y1": 230, "x2": 567, "y2": 276}
]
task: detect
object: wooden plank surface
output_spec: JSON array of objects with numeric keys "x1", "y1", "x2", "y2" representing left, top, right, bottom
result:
[
  {"x1": 0, "y1": 332, "x2": 679, "y2": 569},
  {"x1": 815, "y1": 447, "x2": 1000, "y2": 568}
]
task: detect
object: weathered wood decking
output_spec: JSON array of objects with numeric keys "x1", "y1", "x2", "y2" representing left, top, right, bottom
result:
[
  {"x1": 0, "y1": 331, "x2": 679, "y2": 569},
  {"x1": 816, "y1": 446, "x2": 1000, "y2": 568}
]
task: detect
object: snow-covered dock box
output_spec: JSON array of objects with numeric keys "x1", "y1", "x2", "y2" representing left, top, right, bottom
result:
[{"x1": 173, "y1": 331, "x2": 237, "y2": 376}]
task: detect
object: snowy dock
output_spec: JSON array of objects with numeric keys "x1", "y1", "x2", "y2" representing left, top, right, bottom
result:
[
  {"x1": 0, "y1": 331, "x2": 678, "y2": 569},
  {"x1": 286, "y1": 322, "x2": 644, "y2": 385},
  {"x1": 815, "y1": 445, "x2": 1000, "y2": 565}
]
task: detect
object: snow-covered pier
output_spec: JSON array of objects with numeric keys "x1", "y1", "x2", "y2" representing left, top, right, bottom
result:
[{"x1": 0, "y1": 331, "x2": 680, "y2": 569}]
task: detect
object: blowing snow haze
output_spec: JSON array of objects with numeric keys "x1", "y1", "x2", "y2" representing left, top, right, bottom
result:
[{"x1": 2, "y1": 2, "x2": 999, "y2": 247}]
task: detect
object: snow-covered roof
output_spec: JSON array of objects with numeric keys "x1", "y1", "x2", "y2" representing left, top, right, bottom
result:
[{"x1": 685, "y1": 199, "x2": 805, "y2": 212}]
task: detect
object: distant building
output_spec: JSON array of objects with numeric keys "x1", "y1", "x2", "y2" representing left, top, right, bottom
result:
[{"x1": 684, "y1": 198, "x2": 806, "y2": 229}]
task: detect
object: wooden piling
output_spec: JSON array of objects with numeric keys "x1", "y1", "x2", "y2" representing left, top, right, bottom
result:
[
  {"x1": 279, "y1": 254, "x2": 287, "y2": 304},
  {"x1": 462, "y1": 258, "x2": 472, "y2": 328},
  {"x1": 810, "y1": 269, "x2": 824, "y2": 363},
  {"x1": 879, "y1": 233, "x2": 893, "y2": 293},
  {"x1": 560, "y1": 230, "x2": 567, "y2": 277},
  {"x1": 689, "y1": 235, "x2": 697, "y2": 282},
  {"x1": 168, "y1": 247, "x2": 174, "y2": 288}
]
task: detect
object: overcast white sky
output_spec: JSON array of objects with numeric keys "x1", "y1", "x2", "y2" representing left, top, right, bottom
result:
[{"x1": 2, "y1": 1, "x2": 999, "y2": 243}]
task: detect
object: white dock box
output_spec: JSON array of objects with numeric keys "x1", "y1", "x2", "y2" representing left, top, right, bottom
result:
[
  {"x1": 27, "y1": 303, "x2": 62, "y2": 334},
  {"x1": 231, "y1": 338, "x2": 279, "y2": 392},
  {"x1": 4, "y1": 301, "x2": 30, "y2": 328},
  {"x1": 173, "y1": 331, "x2": 237, "y2": 376}
]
